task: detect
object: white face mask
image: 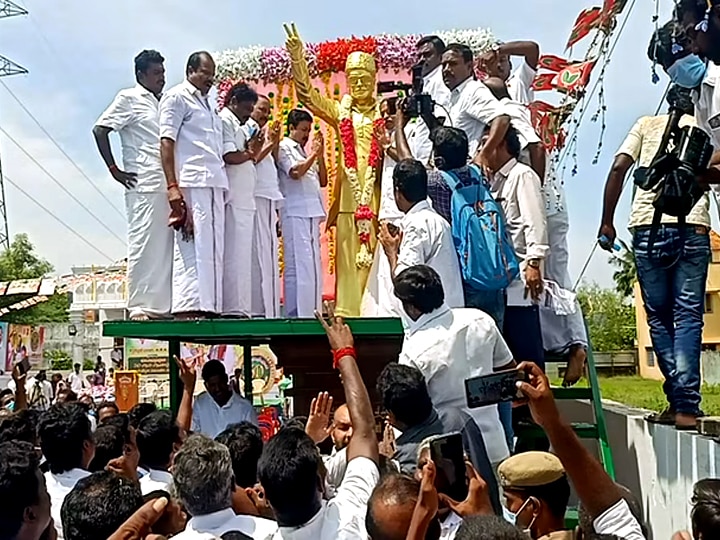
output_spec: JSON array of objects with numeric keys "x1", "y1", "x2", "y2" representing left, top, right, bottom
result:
[{"x1": 502, "y1": 497, "x2": 537, "y2": 538}]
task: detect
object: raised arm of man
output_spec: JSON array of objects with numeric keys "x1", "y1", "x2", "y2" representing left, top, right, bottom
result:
[{"x1": 315, "y1": 306, "x2": 378, "y2": 465}]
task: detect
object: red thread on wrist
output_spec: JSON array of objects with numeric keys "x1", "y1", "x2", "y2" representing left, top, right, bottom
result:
[
  {"x1": 167, "y1": 182, "x2": 179, "y2": 190},
  {"x1": 109, "y1": 164, "x2": 119, "y2": 172},
  {"x1": 332, "y1": 347, "x2": 356, "y2": 369}
]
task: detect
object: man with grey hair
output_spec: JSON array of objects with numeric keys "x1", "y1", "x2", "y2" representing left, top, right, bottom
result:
[{"x1": 172, "y1": 434, "x2": 277, "y2": 539}]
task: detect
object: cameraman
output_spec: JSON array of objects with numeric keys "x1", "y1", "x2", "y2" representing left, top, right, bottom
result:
[
  {"x1": 598, "y1": 85, "x2": 710, "y2": 430},
  {"x1": 422, "y1": 43, "x2": 511, "y2": 168},
  {"x1": 675, "y1": 0, "x2": 720, "y2": 182}
]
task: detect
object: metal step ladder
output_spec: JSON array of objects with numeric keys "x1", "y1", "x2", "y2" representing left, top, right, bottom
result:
[{"x1": 514, "y1": 329, "x2": 616, "y2": 527}]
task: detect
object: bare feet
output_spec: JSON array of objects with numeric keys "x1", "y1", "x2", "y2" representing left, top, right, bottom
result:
[
  {"x1": 129, "y1": 313, "x2": 150, "y2": 321},
  {"x1": 562, "y1": 344, "x2": 587, "y2": 387},
  {"x1": 173, "y1": 311, "x2": 207, "y2": 321}
]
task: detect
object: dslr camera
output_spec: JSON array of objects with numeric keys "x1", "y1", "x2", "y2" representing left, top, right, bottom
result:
[
  {"x1": 633, "y1": 89, "x2": 713, "y2": 219},
  {"x1": 377, "y1": 63, "x2": 434, "y2": 119}
]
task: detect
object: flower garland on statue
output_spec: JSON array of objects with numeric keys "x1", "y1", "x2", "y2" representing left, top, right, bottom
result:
[{"x1": 338, "y1": 96, "x2": 384, "y2": 269}]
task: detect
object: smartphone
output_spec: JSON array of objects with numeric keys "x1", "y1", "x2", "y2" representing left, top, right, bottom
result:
[
  {"x1": 464, "y1": 368, "x2": 528, "y2": 409},
  {"x1": 430, "y1": 432, "x2": 468, "y2": 501},
  {"x1": 385, "y1": 222, "x2": 400, "y2": 237},
  {"x1": 246, "y1": 123, "x2": 259, "y2": 140}
]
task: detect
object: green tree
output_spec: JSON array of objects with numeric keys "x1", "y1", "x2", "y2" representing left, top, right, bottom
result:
[
  {"x1": 0, "y1": 234, "x2": 69, "y2": 324},
  {"x1": 577, "y1": 284, "x2": 636, "y2": 351},
  {"x1": 609, "y1": 239, "x2": 637, "y2": 298}
]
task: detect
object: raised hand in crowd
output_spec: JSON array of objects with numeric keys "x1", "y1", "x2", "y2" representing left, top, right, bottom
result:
[
  {"x1": 438, "y1": 460, "x2": 494, "y2": 519},
  {"x1": 11, "y1": 362, "x2": 27, "y2": 412},
  {"x1": 305, "y1": 391, "x2": 333, "y2": 444},
  {"x1": 315, "y1": 302, "x2": 378, "y2": 464},
  {"x1": 406, "y1": 459, "x2": 440, "y2": 540},
  {"x1": 174, "y1": 354, "x2": 195, "y2": 432}
]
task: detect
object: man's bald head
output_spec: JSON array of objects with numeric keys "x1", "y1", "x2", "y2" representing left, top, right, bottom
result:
[
  {"x1": 484, "y1": 76, "x2": 510, "y2": 101},
  {"x1": 366, "y1": 474, "x2": 428, "y2": 540},
  {"x1": 331, "y1": 404, "x2": 353, "y2": 451}
]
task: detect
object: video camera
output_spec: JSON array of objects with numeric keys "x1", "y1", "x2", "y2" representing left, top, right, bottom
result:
[
  {"x1": 377, "y1": 63, "x2": 434, "y2": 119},
  {"x1": 633, "y1": 93, "x2": 713, "y2": 220}
]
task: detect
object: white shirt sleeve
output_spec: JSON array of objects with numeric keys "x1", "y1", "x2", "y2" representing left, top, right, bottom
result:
[
  {"x1": 515, "y1": 168, "x2": 549, "y2": 261},
  {"x1": 466, "y1": 84, "x2": 506, "y2": 126},
  {"x1": 333, "y1": 456, "x2": 380, "y2": 518},
  {"x1": 95, "y1": 92, "x2": 133, "y2": 131},
  {"x1": 222, "y1": 115, "x2": 240, "y2": 156},
  {"x1": 514, "y1": 62, "x2": 537, "y2": 91},
  {"x1": 277, "y1": 142, "x2": 295, "y2": 176},
  {"x1": 593, "y1": 499, "x2": 645, "y2": 540},
  {"x1": 396, "y1": 224, "x2": 427, "y2": 274},
  {"x1": 190, "y1": 399, "x2": 200, "y2": 433},
  {"x1": 159, "y1": 92, "x2": 185, "y2": 142}
]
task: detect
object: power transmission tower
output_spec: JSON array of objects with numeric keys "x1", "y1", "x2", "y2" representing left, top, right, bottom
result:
[{"x1": 0, "y1": 0, "x2": 28, "y2": 251}]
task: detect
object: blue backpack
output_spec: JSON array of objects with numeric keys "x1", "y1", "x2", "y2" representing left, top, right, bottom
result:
[{"x1": 440, "y1": 165, "x2": 519, "y2": 291}]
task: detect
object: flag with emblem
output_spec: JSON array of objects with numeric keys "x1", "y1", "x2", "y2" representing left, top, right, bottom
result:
[
  {"x1": 532, "y1": 73, "x2": 556, "y2": 92},
  {"x1": 552, "y1": 60, "x2": 596, "y2": 94},
  {"x1": 538, "y1": 55, "x2": 570, "y2": 72},
  {"x1": 566, "y1": 7, "x2": 602, "y2": 49}
]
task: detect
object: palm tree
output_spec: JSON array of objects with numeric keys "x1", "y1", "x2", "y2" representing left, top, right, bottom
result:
[{"x1": 609, "y1": 239, "x2": 637, "y2": 298}]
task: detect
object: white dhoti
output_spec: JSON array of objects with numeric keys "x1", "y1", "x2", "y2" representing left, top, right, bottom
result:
[
  {"x1": 361, "y1": 228, "x2": 401, "y2": 317},
  {"x1": 223, "y1": 204, "x2": 255, "y2": 316},
  {"x1": 125, "y1": 191, "x2": 173, "y2": 318},
  {"x1": 172, "y1": 187, "x2": 225, "y2": 314},
  {"x1": 282, "y1": 215, "x2": 322, "y2": 318},
  {"x1": 539, "y1": 209, "x2": 588, "y2": 353},
  {"x1": 251, "y1": 198, "x2": 281, "y2": 318}
]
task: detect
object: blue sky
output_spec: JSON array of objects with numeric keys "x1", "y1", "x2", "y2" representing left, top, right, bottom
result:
[{"x1": 0, "y1": 0, "x2": 692, "y2": 287}]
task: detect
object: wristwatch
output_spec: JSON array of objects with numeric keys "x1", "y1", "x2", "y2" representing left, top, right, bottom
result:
[{"x1": 527, "y1": 258, "x2": 541, "y2": 269}]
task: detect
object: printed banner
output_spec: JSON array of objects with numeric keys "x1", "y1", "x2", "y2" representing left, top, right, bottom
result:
[
  {"x1": 6, "y1": 324, "x2": 45, "y2": 371},
  {"x1": 125, "y1": 338, "x2": 169, "y2": 375}
]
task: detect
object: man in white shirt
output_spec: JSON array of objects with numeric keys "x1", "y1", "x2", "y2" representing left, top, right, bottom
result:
[
  {"x1": 67, "y1": 364, "x2": 88, "y2": 395},
  {"x1": 191, "y1": 360, "x2": 258, "y2": 439},
  {"x1": 482, "y1": 41, "x2": 588, "y2": 385},
  {"x1": 393, "y1": 265, "x2": 515, "y2": 467},
  {"x1": 413, "y1": 35, "x2": 451, "y2": 158},
  {"x1": 136, "y1": 410, "x2": 182, "y2": 495},
  {"x1": 93, "y1": 50, "x2": 171, "y2": 320},
  {"x1": 159, "y1": 51, "x2": 228, "y2": 317},
  {"x1": 258, "y1": 307, "x2": 380, "y2": 540},
  {"x1": 247, "y1": 97, "x2": 284, "y2": 318},
  {"x1": 220, "y1": 82, "x2": 260, "y2": 318},
  {"x1": 437, "y1": 43, "x2": 510, "y2": 164},
  {"x1": 38, "y1": 403, "x2": 95, "y2": 538},
  {"x1": 277, "y1": 109, "x2": 327, "y2": 318},
  {"x1": 378, "y1": 159, "x2": 464, "y2": 309},
  {"x1": 173, "y1": 434, "x2": 277, "y2": 539}
]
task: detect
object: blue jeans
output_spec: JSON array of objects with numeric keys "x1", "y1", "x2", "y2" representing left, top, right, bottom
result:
[
  {"x1": 634, "y1": 225, "x2": 709, "y2": 415},
  {"x1": 464, "y1": 284, "x2": 513, "y2": 451}
]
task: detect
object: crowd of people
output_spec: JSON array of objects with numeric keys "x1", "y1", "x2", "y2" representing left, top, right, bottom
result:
[{"x1": 1, "y1": 1, "x2": 719, "y2": 539}]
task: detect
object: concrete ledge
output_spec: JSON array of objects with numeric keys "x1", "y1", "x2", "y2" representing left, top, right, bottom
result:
[{"x1": 558, "y1": 399, "x2": 720, "y2": 538}]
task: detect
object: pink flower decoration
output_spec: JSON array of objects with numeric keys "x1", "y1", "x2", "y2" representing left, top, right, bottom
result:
[
  {"x1": 376, "y1": 34, "x2": 421, "y2": 72},
  {"x1": 261, "y1": 47, "x2": 292, "y2": 83}
]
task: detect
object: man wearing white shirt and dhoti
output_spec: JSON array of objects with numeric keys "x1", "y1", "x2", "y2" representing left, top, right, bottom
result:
[
  {"x1": 377, "y1": 159, "x2": 464, "y2": 310},
  {"x1": 482, "y1": 40, "x2": 588, "y2": 385},
  {"x1": 247, "y1": 96, "x2": 284, "y2": 318},
  {"x1": 93, "y1": 50, "x2": 171, "y2": 320},
  {"x1": 414, "y1": 35, "x2": 452, "y2": 153},
  {"x1": 160, "y1": 51, "x2": 228, "y2": 318},
  {"x1": 219, "y1": 82, "x2": 260, "y2": 318},
  {"x1": 277, "y1": 109, "x2": 327, "y2": 318}
]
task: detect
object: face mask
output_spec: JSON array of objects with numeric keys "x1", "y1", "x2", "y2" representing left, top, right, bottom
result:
[
  {"x1": 503, "y1": 497, "x2": 537, "y2": 537},
  {"x1": 667, "y1": 54, "x2": 708, "y2": 89}
]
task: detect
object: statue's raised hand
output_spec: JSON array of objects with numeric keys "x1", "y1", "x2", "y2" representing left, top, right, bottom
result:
[{"x1": 283, "y1": 22, "x2": 304, "y2": 56}]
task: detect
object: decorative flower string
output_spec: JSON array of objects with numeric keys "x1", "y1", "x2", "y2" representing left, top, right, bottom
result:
[{"x1": 215, "y1": 27, "x2": 495, "y2": 82}]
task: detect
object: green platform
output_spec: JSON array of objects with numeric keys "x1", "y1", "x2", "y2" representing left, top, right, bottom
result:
[{"x1": 103, "y1": 317, "x2": 405, "y2": 414}]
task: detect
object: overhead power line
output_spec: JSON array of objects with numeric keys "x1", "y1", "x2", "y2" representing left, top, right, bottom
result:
[
  {"x1": 0, "y1": 125, "x2": 126, "y2": 245},
  {"x1": 4, "y1": 174, "x2": 116, "y2": 262},
  {"x1": 0, "y1": 79, "x2": 125, "y2": 219}
]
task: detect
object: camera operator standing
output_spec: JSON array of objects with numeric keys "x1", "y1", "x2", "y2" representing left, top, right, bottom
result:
[
  {"x1": 675, "y1": 0, "x2": 720, "y2": 183},
  {"x1": 598, "y1": 83, "x2": 711, "y2": 430}
]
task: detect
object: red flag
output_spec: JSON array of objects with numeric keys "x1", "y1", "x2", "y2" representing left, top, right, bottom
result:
[
  {"x1": 552, "y1": 60, "x2": 596, "y2": 94},
  {"x1": 528, "y1": 101, "x2": 557, "y2": 133},
  {"x1": 531, "y1": 73, "x2": 556, "y2": 92},
  {"x1": 538, "y1": 55, "x2": 570, "y2": 73},
  {"x1": 602, "y1": 0, "x2": 628, "y2": 16},
  {"x1": 537, "y1": 114, "x2": 558, "y2": 151},
  {"x1": 566, "y1": 7, "x2": 602, "y2": 49}
]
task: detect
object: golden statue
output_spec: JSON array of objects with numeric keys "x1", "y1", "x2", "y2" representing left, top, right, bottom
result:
[{"x1": 283, "y1": 22, "x2": 382, "y2": 318}]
